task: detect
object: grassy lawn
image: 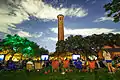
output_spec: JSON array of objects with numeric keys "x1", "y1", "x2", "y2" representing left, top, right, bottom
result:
[{"x1": 0, "y1": 68, "x2": 120, "y2": 80}]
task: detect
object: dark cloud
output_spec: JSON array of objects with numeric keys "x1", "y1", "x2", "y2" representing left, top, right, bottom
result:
[{"x1": 0, "y1": 0, "x2": 18, "y2": 15}]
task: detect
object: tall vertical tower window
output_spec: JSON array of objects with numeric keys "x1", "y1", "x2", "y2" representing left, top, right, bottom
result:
[{"x1": 60, "y1": 17, "x2": 62, "y2": 20}]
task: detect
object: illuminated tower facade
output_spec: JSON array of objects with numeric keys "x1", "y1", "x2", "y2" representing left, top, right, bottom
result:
[{"x1": 57, "y1": 14, "x2": 64, "y2": 41}]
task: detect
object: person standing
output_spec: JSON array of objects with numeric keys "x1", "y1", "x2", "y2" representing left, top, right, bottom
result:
[
  {"x1": 62, "y1": 58, "x2": 70, "y2": 72},
  {"x1": 103, "y1": 50, "x2": 114, "y2": 73},
  {"x1": 96, "y1": 59, "x2": 101, "y2": 69},
  {"x1": 69, "y1": 59, "x2": 73, "y2": 72},
  {"x1": 74, "y1": 58, "x2": 82, "y2": 72},
  {"x1": 19, "y1": 60, "x2": 23, "y2": 70},
  {"x1": 0, "y1": 61, "x2": 2, "y2": 70},
  {"x1": 26, "y1": 58, "x2": 34, "y2": 72},
  {"x1": 81, "y1": 59, "x2": 87, "y2": 72},
  {"x1": 51, "y1": 58, "x2": 59, "y2": 72},
  {"x1": 34, "y1": 59, "x2": 42, "y2": 71},
  {"x1": 88, "y1": 59, "x2": 96, "y2": 72},
  {"x1": 7, "y1": 57, "x2": 16, "y2": 70}
]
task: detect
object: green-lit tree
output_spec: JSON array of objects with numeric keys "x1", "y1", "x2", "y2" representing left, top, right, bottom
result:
[{"x1": 1, "y1": 34, "x2": 48, "y2": 58}]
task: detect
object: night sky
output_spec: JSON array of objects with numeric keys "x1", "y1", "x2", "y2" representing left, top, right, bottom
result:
[{"x1": 0, "y1": 0, "x2": 120, "y2": 52}]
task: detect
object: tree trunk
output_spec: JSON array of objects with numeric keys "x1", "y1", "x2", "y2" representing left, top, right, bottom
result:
[
  {"x1": 21, "y1": 54, "x2": 23, "y2": 60},
  {"x1": 11, "y1": 53, "x2": 14, "y2": 60},
  {"x1": 3, "y1": 54, "x2": 7, "y2": 63}
]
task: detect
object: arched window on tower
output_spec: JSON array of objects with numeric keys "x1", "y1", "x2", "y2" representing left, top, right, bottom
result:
[{"x1": 60, "y1": 17, "x2": 62, "y2": 20}]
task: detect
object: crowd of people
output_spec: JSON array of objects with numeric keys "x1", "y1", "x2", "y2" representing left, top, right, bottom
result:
[{"x1": 0, "y1": 50, "x2": 120, "y2": 74}]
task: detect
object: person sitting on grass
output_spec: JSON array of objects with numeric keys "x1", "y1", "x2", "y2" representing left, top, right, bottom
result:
[
  {"x1": 88, "y1": 58, "x2": 96, "y2": 72},
  {"x1": 103, "y1": 50, "x2": 115, "y2": 73}
]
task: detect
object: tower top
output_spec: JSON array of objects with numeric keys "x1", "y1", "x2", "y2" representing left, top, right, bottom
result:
[{"x1": 57, "y1": 14, "x2": 64, "y2": 18}]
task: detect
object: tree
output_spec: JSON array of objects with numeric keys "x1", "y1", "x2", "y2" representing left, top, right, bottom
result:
[
  {"x1": 55, "y1": 33, "x2": 120, "y2": 57},
  {"x1": 39, "y1": 47, "x2": 49, "y2": 55},
  {"x1": 1, "y1": 34, "x2": 49, "y2": 58},
  {"x1": 114, "y1": 33, "x2": 120, "y2": 46},
  {"x1": 56, "y1": 40, "x2": 66, "y2": 53},
  {"x1": 65, "y1": 35, "x2": 76, "y2": 52},
  {"x1": 104, "y1": 0, "x2": 120, "y2": 22}
]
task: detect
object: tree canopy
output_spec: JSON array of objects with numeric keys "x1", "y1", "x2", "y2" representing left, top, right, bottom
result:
[
  {"x1": 104, "y1": 0, "x2": 120, "y2": 22},
  {"x1": 0, "y1": 34, "x2": 49, "y2": 57},
  {"x1": 55, "y1": 33, "x2": 120, "y2": 57}
]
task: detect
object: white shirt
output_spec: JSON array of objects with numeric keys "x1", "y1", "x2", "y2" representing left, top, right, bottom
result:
[
  {"x1": 103, "y1": 51, "x2": 112, "y2": 60},
  {"x1": 82, "y1": 60, "x2": 85, "y2": 65}
]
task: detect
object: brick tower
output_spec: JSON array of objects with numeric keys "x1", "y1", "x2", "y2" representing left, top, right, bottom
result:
[{"x1": 57, "y1": 14, "x2": 64, "y2": 41}]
